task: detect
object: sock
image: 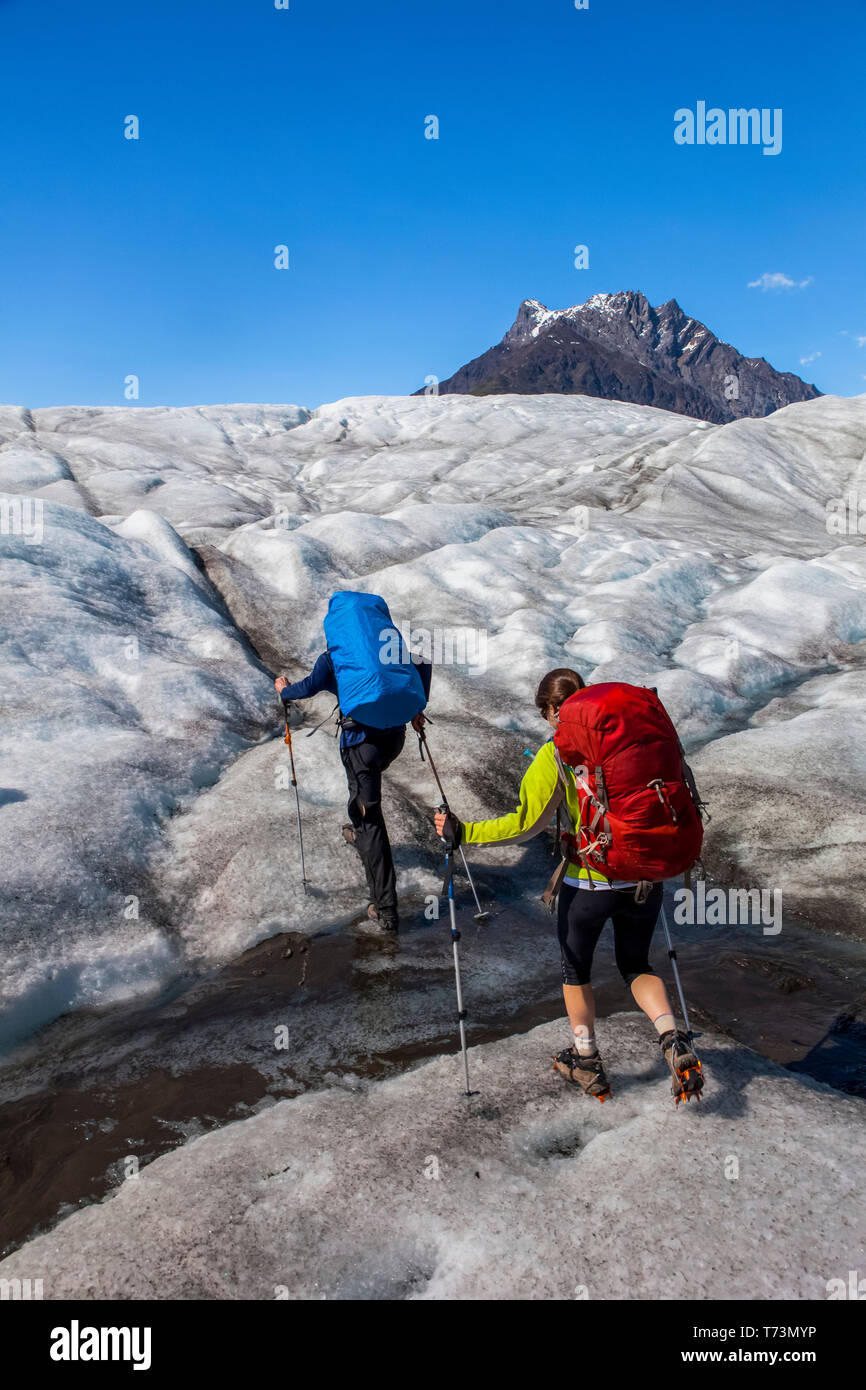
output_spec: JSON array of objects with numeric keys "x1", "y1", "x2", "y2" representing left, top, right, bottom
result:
[
  {"x1": 573, "y1": 1027, "x2": 597, "y2": 1058},
  {"x1": 652, "y1": 1012, "x2": 676, "y2": 1036}
]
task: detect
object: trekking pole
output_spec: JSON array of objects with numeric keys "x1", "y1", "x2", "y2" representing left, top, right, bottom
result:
[
  {"x1": 441, "y1": 817, "x2": 472, "y2": 1097},
  {"x1": 418, "y1": 729, "x2": 489, "y2": 923},
  {"x1": 660, "y1": 903, "x2": 693, "y2": 1042},
  {"x1": 281, "y1": 700, "x2": 309, "y2": 894}
]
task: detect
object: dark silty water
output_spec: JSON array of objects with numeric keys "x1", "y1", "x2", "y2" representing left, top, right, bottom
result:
[{"x1": 1, "y1": 883, "x2": 865, "y2": 1257}]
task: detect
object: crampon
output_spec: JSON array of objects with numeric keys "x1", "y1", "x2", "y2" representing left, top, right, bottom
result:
[
  {"x1": 659, "y1": 1028, "x2": 704, "y2": 1105},
  {"x1": 552, "y1": 1046, "x2": 612, "y2": 1103}
]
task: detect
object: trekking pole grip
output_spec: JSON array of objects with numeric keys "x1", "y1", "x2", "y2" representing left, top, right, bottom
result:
[{"x1": 281, "y1": 700, "x2": 298, "y2": 785}]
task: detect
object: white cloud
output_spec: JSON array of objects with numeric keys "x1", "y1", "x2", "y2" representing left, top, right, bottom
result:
[
  {"x1": 799, "y1": 352, "x2": 821, "y2": 364},
  {"x1": 748, "y1": 272, "x2": 812, "y2": 292}
]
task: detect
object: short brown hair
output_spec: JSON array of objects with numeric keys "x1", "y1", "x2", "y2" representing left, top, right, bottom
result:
[{"x1": 534, "y1": 667, "x2": 585, "y2": 715}]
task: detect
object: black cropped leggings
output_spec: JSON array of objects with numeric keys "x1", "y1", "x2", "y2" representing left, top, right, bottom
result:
[{"x1": 557, "y1": 881, "x2": 663, "y2": 987}]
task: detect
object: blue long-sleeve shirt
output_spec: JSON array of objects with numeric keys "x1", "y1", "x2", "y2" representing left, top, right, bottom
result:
[{"x1": 280, "y1": 650, "x2": 432, "y2": 747}]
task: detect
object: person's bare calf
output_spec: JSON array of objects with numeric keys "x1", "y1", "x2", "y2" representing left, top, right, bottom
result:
[{"x1": 630, "y1": 972, "x2": 675, "y2": 1035}]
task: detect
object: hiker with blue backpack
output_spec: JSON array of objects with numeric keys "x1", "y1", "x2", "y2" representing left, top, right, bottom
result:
[
  {"x1": 435, "y1": 667, "x2": 706, "y2": 1104},
  {"x1": 275, "y1": 591, "x2": 430, "y2": 933}
]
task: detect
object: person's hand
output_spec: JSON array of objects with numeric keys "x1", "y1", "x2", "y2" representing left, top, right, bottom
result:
[
  {"x1": 434, "y1": 810, "x2": 462, "y2": 848},
  {"x1": 411, "y1": 712, "x2": 426, "y2": 734},
  {"x1": 274, "y1": 676, "x2": 289, "y2": 694}
]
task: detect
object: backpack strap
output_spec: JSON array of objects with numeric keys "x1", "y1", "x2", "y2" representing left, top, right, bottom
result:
[
  {"x1": 542, "y1": 749, "x2": 578, "y2": 910},
  {"x1": 679, "y1": 739, "x2": 711, "y2": 822},
  {"x1": 541, "y1": 856, "x2": 570, "y2": 911},
  {"x1": 305, "y1": 701, "x2": 341, "y2": 738},
  {"x1": 594, "y1": 764, "x2": 609, "y2": 812},
  {"x1": 567, "y1": 763, "x2": 613, "y2": 881},
  {"x1": 546, "y1": 748, "x2": 614, "y2": 899},
  {"x1": 551, "y1": 746, "x2": 575, "y2": 833}
]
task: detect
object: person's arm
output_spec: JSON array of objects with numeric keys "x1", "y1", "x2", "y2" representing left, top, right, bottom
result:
[
  {"x1": 462, "y1": 744, "x2": 563, "y2": 847},
  {"x1": 274, "y1": 651, "x2": 338, "y2": 703}
]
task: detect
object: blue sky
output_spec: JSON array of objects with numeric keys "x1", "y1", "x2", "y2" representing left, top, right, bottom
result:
[{"x1": 1, "y1": 0, "x2": 864, "y2": 408}]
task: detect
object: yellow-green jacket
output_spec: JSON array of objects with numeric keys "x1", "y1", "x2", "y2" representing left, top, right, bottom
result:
[{"x1": 462, "y1": 739, "x2": 611, "y2": 885}]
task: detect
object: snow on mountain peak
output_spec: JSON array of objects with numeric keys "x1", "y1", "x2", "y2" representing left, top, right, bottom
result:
[
  {"x1": 507, "y1": 290, "x2": 662, "y2": 343},
  {"x1": 504, "y1": 299, "x2": 557, "y2": 342}
]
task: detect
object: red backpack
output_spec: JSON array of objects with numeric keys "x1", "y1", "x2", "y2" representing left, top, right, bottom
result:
[{"x1": 553, "y1": 683, "x2": 705, "y2": 883}]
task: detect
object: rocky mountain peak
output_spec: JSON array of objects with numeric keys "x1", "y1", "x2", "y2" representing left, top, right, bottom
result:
[{"x1": 424, "y1": 291, "x2": 821, "y2": 424}]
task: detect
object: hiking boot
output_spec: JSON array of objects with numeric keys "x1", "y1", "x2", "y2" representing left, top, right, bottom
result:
[
  {"x1": 552, "y1": 1045, "x2": 611, "y2": 1101},
  {"x1": 658, "y1": 1028, "x2": 704, "y2": 1104},
  {"x1": 361, "y1": 903, "x2": 399, "y2": 933}
]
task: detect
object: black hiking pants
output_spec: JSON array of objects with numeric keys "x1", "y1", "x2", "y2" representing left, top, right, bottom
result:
[{"x1": 340, "y1": 727, "x2": 406, "y2": 918}]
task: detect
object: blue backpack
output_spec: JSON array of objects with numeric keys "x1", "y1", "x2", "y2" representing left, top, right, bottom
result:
[{"x1": 323, "y1": 591, "x2": 427, "y2": 729}]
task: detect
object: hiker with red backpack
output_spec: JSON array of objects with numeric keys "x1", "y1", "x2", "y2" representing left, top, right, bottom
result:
[
  {"x1": 435, "y1": 667, "x2": 705, "y2": 1103},
  {"x1": 275, "y1": 591, "x2": 431, "y2": 933}
]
